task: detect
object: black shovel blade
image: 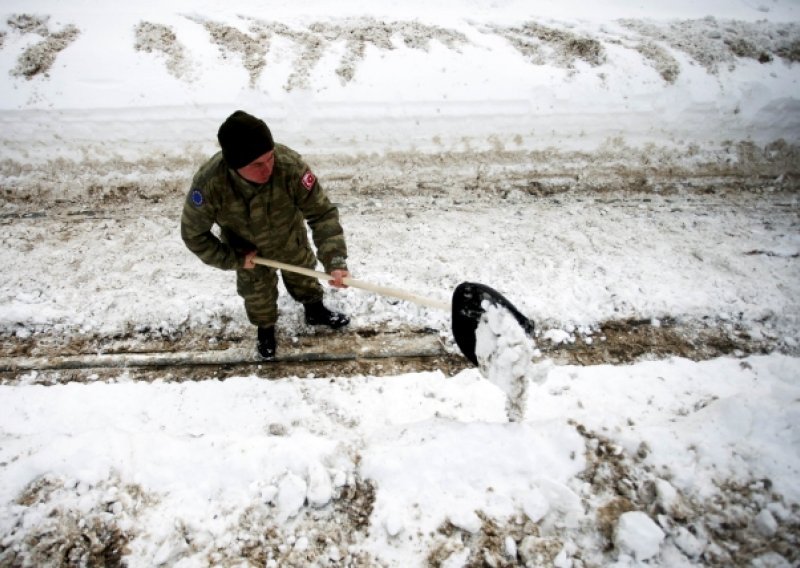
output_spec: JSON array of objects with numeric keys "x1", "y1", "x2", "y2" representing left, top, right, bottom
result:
[{"x1": 452, "y1": 282, "x2": 535, "y2": 366}]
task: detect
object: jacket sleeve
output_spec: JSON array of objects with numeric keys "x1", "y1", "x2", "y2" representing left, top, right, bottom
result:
[
  {"x1": 294, "y1": 169, "x2": 348, "y2": 273},
  {"x1": 180, "y1": 188, "x2": 242, "y2": 270}
]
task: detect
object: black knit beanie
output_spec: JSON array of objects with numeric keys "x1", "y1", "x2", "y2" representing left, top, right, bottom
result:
[{"x1": 217, "y1": 110, "x2": 275, "y2": 169}]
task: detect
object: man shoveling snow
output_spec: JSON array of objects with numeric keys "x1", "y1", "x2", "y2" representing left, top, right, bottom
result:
[{"x1": 180, "y1": 110, "x2": 351, "y2": 360}]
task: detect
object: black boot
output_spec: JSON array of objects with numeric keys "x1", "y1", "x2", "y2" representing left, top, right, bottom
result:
[
  {"x1": 304, "y1": 301, "x2": 350, "y2": 329},
  {"x1": 257, "y1": 326, "x2": 276, "y2": 360}
]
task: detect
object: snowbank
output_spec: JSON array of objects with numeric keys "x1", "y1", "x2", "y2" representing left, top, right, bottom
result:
[
  {"x1": 1, "y1": 355, "x2": 798, "y2": 565},
  {"x1": 0, "y1": 1, "x2": 798, "y2": 163}
]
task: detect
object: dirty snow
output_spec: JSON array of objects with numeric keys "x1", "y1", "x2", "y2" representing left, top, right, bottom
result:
[{"x1": 1, "y1": 0, "x2": 800, "y2": 566}]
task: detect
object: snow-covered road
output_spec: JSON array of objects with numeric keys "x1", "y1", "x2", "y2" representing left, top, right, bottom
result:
[{"x1": 1, "y1": 1, "x2": 799, "y2": 565}]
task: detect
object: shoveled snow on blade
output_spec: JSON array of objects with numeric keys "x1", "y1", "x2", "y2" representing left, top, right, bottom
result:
[{"x1": 474, "y1": 302, "x2": 546, "y2": 422}]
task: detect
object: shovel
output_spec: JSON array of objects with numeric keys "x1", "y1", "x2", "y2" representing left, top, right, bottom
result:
[{"x1": 253, "y1": 257, "x2": 534, "y2": 365}]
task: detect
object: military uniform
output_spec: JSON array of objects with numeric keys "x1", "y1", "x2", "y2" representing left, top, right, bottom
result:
[{"x1": 181, "y1": 143, "x2": 348, "y2": 328}]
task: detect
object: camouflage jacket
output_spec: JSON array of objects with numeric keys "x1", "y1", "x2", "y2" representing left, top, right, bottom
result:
[{"x1": 180, "y1": 144, "x2": 347, "y2": 273}]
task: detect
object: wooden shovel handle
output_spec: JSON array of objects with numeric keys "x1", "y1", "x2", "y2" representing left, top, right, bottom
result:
[{"x1": 253, "y1": 257, "x2": 451, "y2": 311}]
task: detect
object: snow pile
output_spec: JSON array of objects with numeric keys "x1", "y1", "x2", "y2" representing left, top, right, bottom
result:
[
  {"x1": 360, "y1": 417, "x2": 586, "y2": 565},
  {"x1": 474, "y1": 303, "x2": 545, "y2": 422},
  {"x1": 1, "y1": 356, "x2": 798, "y2": 565}
]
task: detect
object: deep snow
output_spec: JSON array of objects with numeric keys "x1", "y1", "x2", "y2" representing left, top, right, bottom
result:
[{"x1": 1, "y1": 1, "x2": 799, "y2": 566}]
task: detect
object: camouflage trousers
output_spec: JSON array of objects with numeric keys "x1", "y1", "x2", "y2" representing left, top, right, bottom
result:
[{"x1": 235, "y1": 246, "x2": 323, "y2": 327}]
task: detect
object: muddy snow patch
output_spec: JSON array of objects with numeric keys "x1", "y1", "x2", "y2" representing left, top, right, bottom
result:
[
  {"x1": 475, "y1": 303, "x2": 546, "y2": 422},
  {"x1": 133, "y1": 21, "x2": 195, "y2": 81},
  {"x1": 6, "y1": 14, "x2": 80, "y2": 80},
  {"x1": 619, "y1": 18, "x2": 800, "y2": 73},
  {"x1": 308, "y1": 18, "x2": 468, "y2": 85},
  {"x1": 486, "y1": 21, "x2": 607, "y2": 68},
  {"x1": 174, "y1": 16, "x2": 468, "y2": 90},
  {"x1": 6, "y1": 14, "x2": 50, "y2": 36},
  {"x1": 186, "y1": 16, "x2": 269, "y2": 87},
  {"x1": 0, "y1": 474, "x2": 143, "y2": 566}
]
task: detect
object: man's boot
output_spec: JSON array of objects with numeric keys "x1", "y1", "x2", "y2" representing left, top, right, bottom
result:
[
  {"x1": 257, "y1": 326, "x2": 276, "y2": 360},
  {"x1": 304, "y1": 301, "x2": 350, "y2": 329}
]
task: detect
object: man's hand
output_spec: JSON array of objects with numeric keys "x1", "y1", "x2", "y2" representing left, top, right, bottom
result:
[
  {"x1": 243, "y1": 250, "x2": 258, "y2": 269},
  {"x1": 329, "y1": 269, "x2": 349, "y2": 289}
]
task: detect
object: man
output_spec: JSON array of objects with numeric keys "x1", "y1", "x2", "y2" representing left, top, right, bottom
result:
[{"x1": 181, "y1": 110, "x2": 350, "y2": 360}]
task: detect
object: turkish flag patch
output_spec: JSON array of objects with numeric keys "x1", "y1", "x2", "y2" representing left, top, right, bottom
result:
[{"x1": 301, "y1": 171, "x2": 316, "y2": 191}]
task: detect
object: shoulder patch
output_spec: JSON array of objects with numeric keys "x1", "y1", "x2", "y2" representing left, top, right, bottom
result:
[
  {"x1": 301, "y1": 171, "x2": 316, "y2": 191},
  {"x1": 190, "y1": 188, "x2": 205, "y2": 207}
]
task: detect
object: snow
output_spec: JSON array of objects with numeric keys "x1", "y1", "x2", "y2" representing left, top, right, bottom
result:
[
  {"x1": 475, "y1": 303, "x2": 546, "y2": 421},
  {"x1": 2, "y1": 358, "x2": 798, "y2": 564},
  {"x1": 614, "y1": 511, "x2": 666, "y2": 561},
  {"x1": 1, "y1": 0, "x2": 800, "y2": 566},
  {"x1": 754, "y1": 509, "x2": 779, "y2": 537}
]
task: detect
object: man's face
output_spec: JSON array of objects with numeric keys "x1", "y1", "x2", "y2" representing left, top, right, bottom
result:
[{"x1": 237, "y1": 150, "x2": 275, "y2": 184}]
